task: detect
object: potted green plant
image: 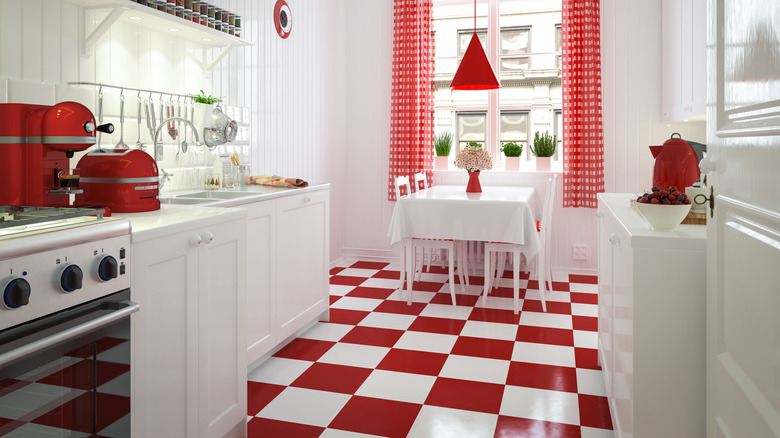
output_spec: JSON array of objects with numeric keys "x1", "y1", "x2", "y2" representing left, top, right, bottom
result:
[
  {"x1": 434, "y1": 131, "x2": 453, "y2": 170},
  {"x1": 466, "y1": 141, "x2": 483, "y2": 148},
  {"x1": 189, "y1": 90, "x2": 223, "y2": 130},
  {"x1": 501, "y1": 141, "x2": 523, "y2": 171},
  {"x1": 531, "y1": 131, "x2": 557, "y2": 171}
]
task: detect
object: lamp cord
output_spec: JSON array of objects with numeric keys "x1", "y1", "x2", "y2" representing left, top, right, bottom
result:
[{"x1": 474, "y1": 0, "x2": 476, "y2": 33}]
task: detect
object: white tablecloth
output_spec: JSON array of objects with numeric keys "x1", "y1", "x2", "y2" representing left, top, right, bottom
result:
[{"x1": 388, "y1": 185, "x2": 543, "y2": 260}]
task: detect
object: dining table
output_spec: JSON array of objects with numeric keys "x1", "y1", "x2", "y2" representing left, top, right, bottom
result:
[{"x1": 387, "y1": 185, "x2": 542, "y2": 302}]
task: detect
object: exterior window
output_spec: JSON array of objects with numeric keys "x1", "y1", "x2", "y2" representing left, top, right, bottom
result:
[
  {"x1": 500, "y1": 111, "x2": 529, "y2": 156},
  {"x1": 458, "y1": 29, "x2": 487, "y2": 57},
  {"x1": 456, "y1": 112, "x2": 487, "y2": 152},
  {"x1": 555, "y1": 24, "x2": 562, "y2": 69},
  {"x1": 553, "y1": 110, "x2": 563, "y2": 161},
  {"x1": 500, "y1": 27, "x2": 530, "y2": 75}
]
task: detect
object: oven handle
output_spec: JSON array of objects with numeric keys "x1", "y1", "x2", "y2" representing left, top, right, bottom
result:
[{"x1": 0, "y1": 300, "x2": 140, "y2": 367}]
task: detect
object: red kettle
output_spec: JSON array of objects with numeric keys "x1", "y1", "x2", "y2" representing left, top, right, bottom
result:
[{"x1": 649, "y1": 133, "x2": 700, "y2": 190}]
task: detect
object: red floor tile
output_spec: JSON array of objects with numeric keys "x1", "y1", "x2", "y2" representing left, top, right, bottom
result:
[
  {"x1": 247, "y1": 417, "x2": 324, "y2": 438},
  {"x1": 522, "y1": 299, "x2": 572, "y2": 314},
  {"x1": 494, "y1": 416, "x2": 581, "y2": 438},
  {"x1": 373, "y1": 300, "x2": 427, "y2": 316},
  {"x1": 506, "y1": 362, "x2": 578, "y2": 393},
  {"x1": 575, "y1": 348, "x2": 601, "y2": 370},
  {"x1": 247, "y1": 382, "x2": 286, "y2": 415},
  {"x1": 579, "y1": 394, "x2": 613, "y2": 430},
  {"x1": 516, "y1": 325, "x2": 575, "y2": 347},
  {"x1": 373, "y1": 269, "x2": 401, "y2": 279},
  {"x1": 329, "y1": 267, "x2": 345, "y2": 275},
  {"x1": 550, "y1": 281, "x2": 570, "y2": 292},
  {"x1": 346, "y1": 286, "x2": 395, "y2": 300},
  {"x1": 468, "y1": 307, "x2": 521, "y2": 325},
  {"x1": 407, "y1": 316, "x2": 466, "y2": 336},
  {"x1": 425, "y1": 377, "x2": 505, "y2": 414},
  {"x1": 450, "y1": 336, "x2": 515, "y2": 361},
  {"x1": 340, "y1": 326, "x2": 404, "y2": 348},
  {"x1": 273, "y1": 338, "x2": 336, "y2": 361},
  {"x1": 328, "y1": 396, "x2": 422, "y2": 438},
  {"x1": 33, "y1": 391, "x2": 129, "y2": 434},
  {"x1": 411, "y1": 281, "x2": 449, "y2": 292},
  {"x1": 65, "y1": 337, "x2": 127, "y2": 358},
  {"x1": 569, "y1": 274, "x2": 598, "y2": 284},
  {"x1": 570, "y1": 292, "x2": 599, "y2": 305},
  {"x1": 291, "y1": 363, "x2": 372, "y2": 394},
  {"x1": 484, "y1": 286, "x2": 527, "y2": 299},
  {"x1": 428, "y1": 292, "x2": 480, "y2": 306},
  {"x1": 37, "y1": 360, "x2": 129, "y2": 390},
  {"x1": 377, "y1": 349, "x2": 448, "y2": 376},
  {"x1": 328, "y1": 309, "x2": 370, "y2": 325},
  {"x1": 573, "y1": 315, "x2": 598, "y2": 332},
  {"x1": 329, "y1": 275, "x2": 367, "y2": 286},
  {"x1": 350, "y1": 261, "x2": 390, "y2": 270},
  {"x1": 329, "y1": 295, "x2": 341, "y2": 305}
]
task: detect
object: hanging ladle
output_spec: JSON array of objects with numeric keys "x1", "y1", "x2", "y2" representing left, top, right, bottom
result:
[
  {"x1": 180, "y1": 98, "x2": 189, "y2": 154},
  {"x1": 96, "y1": 88, "x2": 104, "y2": 152},
  {"x1": 135, "y1": 92, "x2": 145, "y2": 150},
  {"x1": 115, "y1": 93, "x2": 129, "y2": 149}
]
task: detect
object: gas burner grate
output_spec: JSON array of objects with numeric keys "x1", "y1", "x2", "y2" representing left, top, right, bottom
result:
[{"x1": 0, "y1": 206, "x2": 105, "y2": 230}]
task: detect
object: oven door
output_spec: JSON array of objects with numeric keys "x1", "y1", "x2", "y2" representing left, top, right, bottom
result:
[{"x1": 0, "y1": 290, "x2": 139, "y2": 437}]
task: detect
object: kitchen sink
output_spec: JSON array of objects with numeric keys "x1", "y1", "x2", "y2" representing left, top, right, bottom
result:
[{"x1": 175, "y1": 191, "x2": 259, "y2": 199}]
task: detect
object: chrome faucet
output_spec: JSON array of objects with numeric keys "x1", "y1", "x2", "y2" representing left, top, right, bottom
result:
[{"x1": 152, "y1": 117, "x2": 201, "y2": 163}]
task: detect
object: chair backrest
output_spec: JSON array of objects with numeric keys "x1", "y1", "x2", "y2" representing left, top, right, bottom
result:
[
  {"x1": 413, "y1": 172, "x2": 428, "y2": 192},
  {"x1": 540, "y1": 174, "x2": 558, "y2": 268},
  {"x1": 395, "y1": 176, "x2": 412, "y2": 199}
]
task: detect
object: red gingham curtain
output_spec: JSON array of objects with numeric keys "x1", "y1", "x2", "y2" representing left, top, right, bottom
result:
[
  {"x1": 562, "y1": 0, "x2": 605, "y2": 208},
  {"x1": 388, "y1": 0, "x2": 434, "y2": 201}
]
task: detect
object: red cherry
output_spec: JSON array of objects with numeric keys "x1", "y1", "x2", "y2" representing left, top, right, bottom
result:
[
  {"x1": 668, "y1": 194, "x2": 677, "y2": 202},
  {"x1": 650, "y1": 198, "x2": 660, "y2": 204},
  {"x1": 672, "y1": 190, "x2": 681, "y2": 197}
]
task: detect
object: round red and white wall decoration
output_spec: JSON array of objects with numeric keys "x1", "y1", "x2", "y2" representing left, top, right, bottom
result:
[{"x1": 274, "y1": 0, "x2": 292, "y2": 39}]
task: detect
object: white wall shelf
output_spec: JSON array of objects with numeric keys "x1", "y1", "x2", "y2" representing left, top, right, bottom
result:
[{"x1": 68, "y1": 0, "x2": 252, "y2": 71}]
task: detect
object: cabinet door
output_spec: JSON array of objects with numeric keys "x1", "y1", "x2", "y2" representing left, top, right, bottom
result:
[
  {"x1": 596, "y1": 208, "x2": 614, "y2": 400},
  {"x1": 276, "y1": 190, "x2": 330, "y2": 340},
  {"x1": 132, "y1": 230, "x2": 200, "y2": 438},
  {"x1": 245, "y1": 200, "x2": 277, "y2": 365},
  {"x1": 610, "y1": 220, "x2": 634, "y2": 438},
  {"x1": 661, "y1": 0, "x2": 706, "y2": 122},
  {"x1": 197, "y1": 219, "x2": 247, "y2": 438}
]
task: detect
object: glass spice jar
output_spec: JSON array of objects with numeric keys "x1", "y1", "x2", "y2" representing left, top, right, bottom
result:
[
  {"x1": 214, "y1": 7, "x2": 222, "y2": 32},
  {"x1": 157, "y1": 0, "x2": 167, "y2": 12},
  {"x1": 227, "y1": 12, "x2": 235, "y2": 35},
  {"x1": 191, "y1": 0, "x2": 200, "y2": 24},
  {"x1": 207, "y1": 4, "x2": 215, "y2": 29},
  {"x1": 166, "y1": 0, "x2": 175, "y2": 15},
  {"x1": 200, "y1": 1, "x2": 209, "y2": 26},
  {"x1": 175, "y1": 0, "x2": 184, "y2": 18},
  {"x1": 183, "y1": 0, "x2": 192, "y2": 20},
  {"x1": 234, "y1": 15, "x2": 241, "y2": 38},
  {"x1": 137, "y1": 0, "x2": 148, "y2": 5}
]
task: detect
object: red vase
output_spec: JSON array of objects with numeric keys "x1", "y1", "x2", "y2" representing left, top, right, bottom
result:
[{"x1": 466, "y1": 171, "x2": 482, "y2": 193}]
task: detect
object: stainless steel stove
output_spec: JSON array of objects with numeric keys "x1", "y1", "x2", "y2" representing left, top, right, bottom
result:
[{"x1": 0, "y1": 205, "x2": 137, "y2": 436}]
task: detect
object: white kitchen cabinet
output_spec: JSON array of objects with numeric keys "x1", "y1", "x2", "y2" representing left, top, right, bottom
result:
[
  {"x1": 597, "y1": 193, "x2": 706, "y2": 438},
  {"x1": 130, "y1": 209, "x2": 247, "y2": 438},
  {"x1": 661, "y1": 0, "x2": 706, "y2": 122},
  {"x1": 244, "y1": 200, "x2": 277, "y2": 365},
  {"x1": 276, "y1": 190, "x2": 330, "y2": 341}
]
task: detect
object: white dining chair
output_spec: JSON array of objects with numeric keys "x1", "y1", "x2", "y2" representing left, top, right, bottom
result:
[
  {"x1": 482, "y1": 174, "x2": 557, "y2": 314},
  {"x1": 395, "y1": 175, "x2": 464, "y2": 306}
]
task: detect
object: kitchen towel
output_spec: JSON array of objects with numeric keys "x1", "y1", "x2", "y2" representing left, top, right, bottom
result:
[{"x1": 248, "y1": 175, "x2": 309, "y2": 188}]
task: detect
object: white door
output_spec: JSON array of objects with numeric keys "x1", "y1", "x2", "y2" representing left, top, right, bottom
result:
[{"x1": 705, "y1": 0, "x2": 780, "y2": 436}]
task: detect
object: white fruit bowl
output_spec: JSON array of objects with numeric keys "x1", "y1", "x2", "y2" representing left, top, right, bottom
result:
[{"x1": 636, "y1": 202, "x2": 692, "y2": 231}]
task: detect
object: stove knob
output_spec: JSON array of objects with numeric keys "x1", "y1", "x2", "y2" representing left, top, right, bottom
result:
[
  {"x1": 98, "y1": 256, "x2": 118, "y2": 281},
  {"x1": 4, "y1": 278, "x2": 31, "y2": 309},
  {"x1": 61, "y1": 265, "x2": 84, "y2": 292}
]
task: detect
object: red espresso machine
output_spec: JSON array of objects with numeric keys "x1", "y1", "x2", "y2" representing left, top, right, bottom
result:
[{"x1": 0, "y1": 102, "x2": 113, "y2": 208}]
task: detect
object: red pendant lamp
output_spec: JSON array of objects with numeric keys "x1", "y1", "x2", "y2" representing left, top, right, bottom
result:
[{"x1": 450, "y1": 0, "x2": 500, "y2": 90}]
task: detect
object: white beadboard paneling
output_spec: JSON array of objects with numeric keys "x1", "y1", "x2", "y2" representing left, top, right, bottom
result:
[
  {"x1": 22, "y1": 0, "x2": 44, "y2": 82},
  {"x1": 1, "y1": 0, "x2": 23, "y2": 79}
]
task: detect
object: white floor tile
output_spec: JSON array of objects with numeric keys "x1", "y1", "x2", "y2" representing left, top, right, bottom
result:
[
  {"x1": 3, "y1": 423, "x2": 91, "y2": 438},
  {"x1": 386, "y1": 289, "x2": 436, "y2": 303},
  {"x1": 479, "y1": 295, "x2": 522, "y2": 312},
  {"x1": 330, "y1": 284, "x2": 356, "y2": 297},
  {"x1": 518, "y1": 311, "x2": 573, "y2": 330},
  {"x1": 329, "y1": 296, "x2": 384, "y2": 312},
  {"x1": 317, "y1": 343, "x2": 391, "y2": 369},
  {"x1": 493, "y1": 277, "x2": 529, "y2": 289},
  {"x1": 299, "y1": 322, "x2": 354, "y2": 342},
  {"x1": 355, "y1": 369, "x2": 436, "y2": 404},
  {"x1": 257, "y1": 387, "x2": 351, "y2": 427},
  {"x1": 407, "y1": 405, "x2": 498, "y2": 438},
  {"x1": 419, "y1": 272, "x2": 449, "y2": 283},
  {"x1": 419, "y1": 303, "x2": 473, "y2": 320},
  {"x1": 337, "y1": 268, "x2": 381, "y2": 278},
  {"x1": 439, "y1": 354, "x2": 510, "y2": 385},
  {"x1": 576, "y1": 368, "x2": 608, "y2": 397},
  {"x1": 580, "y1": 426, "x2": 616, "y2": 438},
  {"x1": 512, "y1": 341, "x2": 576, "y2": 368},
  {"x1": 460, "y1": 320, "x2": 519, "y2": 341},
  {"x1": 570, "y1": 283, "x2": 599, "y2": 294},
  {"x1": 393, "y1": 331, "x2": 458, "y2": 354},
  {"x1": 500, "y1": 385, "x2": 580, "y2": 426},
  {"x1": 247, "y1": 357, "x2": 313, "y2": 385},
  {"x1": 0, "y1": 383, "x2": 84, "y2": 419},
  {"x1": 572, "y1": 302, "x2": 599, "y2": 317},
  {"x1": 526, "y1": 289, "x2": 571, "y2": 303},
  {"x1": 573, "y1": 330, "x2": 599, "y2": 349},
  {"x1": 357, "y1": 312, "x2": 417, "y2": 331},
  {"x1": 361, "y1": 277, "x2": 403, "y2": 289},
  {"x1": 320, "y1": 429, "x2": 386, "y2": 438}
]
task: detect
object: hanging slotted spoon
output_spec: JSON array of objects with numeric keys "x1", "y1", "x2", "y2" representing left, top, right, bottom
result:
[
  {"x1": 115, "y1": 94, "x2": 129, "y2": 149},
  {"x1": 135, "y1": 94, "x2": 145, "y2": 150}
]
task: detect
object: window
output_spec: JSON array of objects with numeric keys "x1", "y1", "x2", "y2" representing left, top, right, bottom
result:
[
  {"x1": 553, "y1": 110, "x2": 563, "y2": 161},
  {"x1": 433, "y1": 0, "x2": 563, "y2": 172},
  {"x1": 456, "y1": 112, "x2": 487, "y2": 151}
]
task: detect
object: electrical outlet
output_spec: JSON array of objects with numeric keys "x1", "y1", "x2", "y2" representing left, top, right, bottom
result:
[{"x1": 572, "y1": 244, "x2": 587, "y2": 260}]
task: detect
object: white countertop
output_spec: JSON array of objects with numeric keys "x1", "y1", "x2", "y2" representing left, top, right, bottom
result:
[{"x1": 598, "y1": 193, "x2": 706, "y2": 250}]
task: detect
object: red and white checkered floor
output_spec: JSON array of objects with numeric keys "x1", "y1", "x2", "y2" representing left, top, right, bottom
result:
[{"x1": 247, "y1": 260, "x2": 613, "y2": 438}]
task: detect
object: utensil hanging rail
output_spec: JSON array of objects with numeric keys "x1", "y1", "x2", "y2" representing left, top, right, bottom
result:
[{"x1": 68, "y1": 82, "x2": 196, "y2": 102}]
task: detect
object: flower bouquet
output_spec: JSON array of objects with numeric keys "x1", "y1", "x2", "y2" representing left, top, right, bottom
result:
[{"x1": 454, "y1": 145, "x2": 493, "y2": 192}]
